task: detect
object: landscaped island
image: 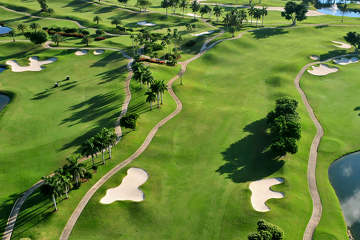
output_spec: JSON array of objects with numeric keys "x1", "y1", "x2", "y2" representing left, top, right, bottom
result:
[{"x1": 0, "y1": 0, "x2": 360, "y2": 239}]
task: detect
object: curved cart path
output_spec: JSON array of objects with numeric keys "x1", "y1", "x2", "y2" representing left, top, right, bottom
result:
[
  {"x1": 295, "y1": 54, "x2": 357, "y2": 240},
  {"x1": 1, "y1": 46, "x2": 133, "y2": 240}
]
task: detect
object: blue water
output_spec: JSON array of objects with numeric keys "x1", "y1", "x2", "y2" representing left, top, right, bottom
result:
[
  {"x1": 329, "y1": 151, "x2": 360, "y2": 238},
  {"x1": 318, "y1": 7, "x2": 360, "y2": 17},
  {"x1": 0, "y1": 94, "x2": 10, "y2": 112},
  {"x1": 0, "y1": 26, "x2": 12, "y2": 35}
]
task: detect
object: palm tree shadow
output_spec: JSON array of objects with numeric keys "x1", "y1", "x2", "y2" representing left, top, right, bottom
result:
[
  {"x1": 354, "y1": 106, "x2": 360, "y2": 116},
  {"x1": 217, "y1": 118, "x2": 284, "y2": 183}
]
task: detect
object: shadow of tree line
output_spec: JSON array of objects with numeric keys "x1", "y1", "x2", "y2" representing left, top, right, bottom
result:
[{"x1": 217, "y1": 118, "x2": 284, "y2": 183}]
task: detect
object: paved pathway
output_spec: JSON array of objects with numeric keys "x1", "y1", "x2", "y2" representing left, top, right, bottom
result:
[{"x1": 295, "y1": 54, "x2": 357, "y2": 240}]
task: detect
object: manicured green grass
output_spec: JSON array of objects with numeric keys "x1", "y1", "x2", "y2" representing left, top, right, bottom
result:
[
  {"x1": 302, "y1": 59, "x2": 360, "y2": 239},
  {"x1": 1, "y1": 46, "x2": 180, "y2": 239},
  {"x1": 67, "y1": 26, "x2": 358, "y2": 240}
]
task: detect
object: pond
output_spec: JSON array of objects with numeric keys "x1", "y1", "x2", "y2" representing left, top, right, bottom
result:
[
  {"x1": 329, "y1": 151, "x2": 360, "y2": 238},
  {"x1": 0, "y1": 26, "x2": 12, "y2": 35},
  {"x1": 316, "y1": 0, "x2": 360, "y2": 17},
  {"x1": 0, "y1": 94, "x2": 10, "y2": 112}
]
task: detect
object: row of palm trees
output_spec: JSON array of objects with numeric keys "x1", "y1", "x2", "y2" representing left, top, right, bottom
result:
[
  {"x1": 81, "y1": 127, "x2": 117, "y2": 165},
  {"x1": 132, "y1": 62, "x2": 167, "y2": 109},
  {"x1": 6, "y1": 23, "x2": 42, "y2": 42},
  {"x1": 41, "y1": 154, "x2": 87, "y2": 211},
  {"x1": 41, "y1": 127, "x2": 116, "y2": 211}
]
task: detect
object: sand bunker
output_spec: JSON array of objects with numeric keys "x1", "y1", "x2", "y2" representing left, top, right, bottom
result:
[
  {"x1": 332, "y1": 41, "x2": 352, "y2": 49},
  {"x1": 307, "y1": 64, "x2": 338, "y2": 76},
  {"x1": 186, "y1": 13, "x2": 200, "y2": 18},
  {"x1": 100, "y1": 168, "x2": 148, "y2": 204},
  {"x1": 249, "y1": 178, "x2": 284, "y2": 212},
  {"x1": 191, "y1": 31, "x2": 215, "y2": 37},
  {"x1": 93, "y1": 50, "x2": 104, "y2": 55},
  {"x1": 6, "y1": 57, "x2": 57, "y2": 72},
  {"x1": 310, "y1": 55, "x2": 320, "y2": 61},
  {"x1": 137, "y1": 21, "x2": 156, "y2": 26},
  {"x1": 75, "y1": 50, "x2": 88, "y2": 56},
  {"x1": 333, "y1": 57, "x2": 359, "y2": 65}
]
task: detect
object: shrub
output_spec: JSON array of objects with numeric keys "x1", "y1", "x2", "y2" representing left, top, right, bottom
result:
[
  {"x1": 84, "y1": 171, "x2": 93, "y2": 179},
  {"x1": 24, "y1": 31, "x2": 48, "y2": 44},
  {"x1": 95, "y1": 29, "x2": 104, "y2": 35},
  {"x1": 81, "y1": 30, "x2": 90, "y2": 35},
  {"x1": 116, "y1": 26, "x2": 126, "y2": 32},
  {"x1": 92, "y1": 165, "x2": 98, "y2": 171},
  {"x1": 63, "y1": 27, "x2": 77, "y2": 33},
  {"x1": 95, "y1": 36, "x2": 106, "y2": 41},
  {"x1": 120, "y1": 113, "x2": 139, "y2": 129}
]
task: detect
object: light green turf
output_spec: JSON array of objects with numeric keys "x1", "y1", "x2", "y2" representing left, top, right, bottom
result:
[
  {"x1": 302, "y1": 59, "x2": 360, "y2": 239},
  {"x1": 67, "y1": 26, "x2": 358, "y2": 240}
]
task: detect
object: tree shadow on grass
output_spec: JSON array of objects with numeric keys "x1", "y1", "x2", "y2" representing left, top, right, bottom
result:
[
  {"x1": 91, "y1": 51, "x2": 125, "y2": 68},
  {"x1": 250, "y1": 28, "x2": 289, "y2": 39},
  {"x1": 216, "y1": 118, "x2": 284, "y2": 183},
  {"x1": 354, "y1": 106, "x2": 360, "y2": 116},
  {"x1": 94, "y1": 5, "x2": 118, "y2": 14},
  {"x1": 319, "y1": 49, "x2": 348, "y2": 61},
  {"x1": 96, "y1": 65, "x2": 128, "y2": 84},
  {"x1": 0, "y1": 193, "x2": 21, "y2": 232}
]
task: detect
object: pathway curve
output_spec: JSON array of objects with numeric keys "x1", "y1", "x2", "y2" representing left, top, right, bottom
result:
[
  {"x1": 295, "y1": 54, "x2": 357, "y2": 240},
  {"x1": 1, "y1": 45, "x2": 133, "y2": 240}
]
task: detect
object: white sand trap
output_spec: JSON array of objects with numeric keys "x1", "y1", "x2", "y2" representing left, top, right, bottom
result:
[
  {"x1": 6, "y1": 56, "x2": 57, "y2": 72},
  {"x1": 333, "y1": 57, "x2": 359, "y2": 65},
  {"x1": 75, "y1": 50, "x2": 88, "y2": 56},
  {"x1": 191, "y1": 31, "x2": 215, "y2": 36},
  {"x1": 186, "y1": 13, "x2": 200, "y2": 18},
  {"x1": 93, "y1": 49, "x2": 105, "y2": 55},
  {"x1": 307, "y1": 64, "x2": 338, "y2": 76},
  {"x1": 100, "y1": 168, "x2": 148, "y2": 204},
  {"x1": 310, "y1": 55, "x2": 320, "y2": 61},
  {"x1": 249, "y1": 178, "x2": 284, "y2": 212},
  {"x1": 332, "y1": 41, "x2": 352, "y2": 49},
  {"x1": 137, "y1": 21, "x2": 156, "y2": 26}
]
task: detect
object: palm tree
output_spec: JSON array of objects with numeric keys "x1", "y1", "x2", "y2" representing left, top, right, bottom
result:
[
  {"x1": 150, "y1": 81, "x2": 161, "y2": 107},
  {"x1": 41, "y1": 175, "x2": 61, "y2": 211},
  {"x1": 64, "y1": 154, "x2": 86, "y2": 186},
  {"x1": 143, "y1": 68, "x2": 154, "y2": 88},
  {"x1": 261, "y1": 6, "x2": 267, "y2": 26},
  {"x1": 180, "y1": 0, "x2": 187, "y2": 15},
  {"x1": 8, "y1": 30, "x2": 16, "y2": 42},
  {"x1": 94, "y1": 129, "x2": 108, "y2": 164},
  {"x1": 17, "y1": 24, "x2": 27, "y2": 34},
  {"x1": 55, "y1": 168, "x2": 73, "y2": 199},
  {"x1": 93, "y1": 15, "x2": 102, "y2": 25},
  {"x1": 213, "y1": 5, "x2": 222, "y2": 22},
  {"x1": 111, "y1": 18, "x2": 121, "y2": 27},
  {"x1": 254, "y1": 8, "x2": 262, "y2": 27},
  {"x1": 29, "y1": 23, "x2": 40, "y2": 32},
  {"x1": 145, "y1": 91, "x2": 156, "y2": 110},
  {"x1": 51, "y1": 33, "x2": 63, "y2": 46},
  {"x1": 81, "y1": 137, "x2": 96, "y2": 167},
  {"x1": 191, "y1": 0, "x2": 200, "y2": 19},
  {"x1": 106, "y1": 128, "x2": 117, "y2": 159},
  {"x1": 132, "y1": 62, "x2": 146, "y2": 86},
  {"x1": 82, "y1": 35, "x2": 90, "y2": 46},
  {"x1": 158, "y1": 80, "x2": 167, "y2": 104},
  {"x1": 248, "y1": 5, "x2": 256, "y2": 24}
]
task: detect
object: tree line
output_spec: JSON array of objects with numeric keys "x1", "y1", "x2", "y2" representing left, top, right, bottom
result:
[{"x1": 41, "y1": 127, "x2": 117, "y2": 211}]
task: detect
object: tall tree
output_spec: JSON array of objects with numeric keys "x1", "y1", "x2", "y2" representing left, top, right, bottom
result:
[
  {"x1": 55, "y1": 168, "x2": 73, "y2": 199},
  {"x1": 64, "y1": 154, "x2": 86, "y2": 186},
  {"x1": 145, "y1": 91, "x2": 156, "y2": 110},
  {"x1": 261, "y1": 6, "x2": 268, "y2": 26},
  {"x1": 213, "y1": 5, "x2": 223, "y2": 22},
  {"x1": 17, "y1": 24, "x2": 27, "y2": 34},
  {"x1": 8, "y1": 30, "x2": 16, "y2": 42},
  {"x1": 51, "y1": 33, "x2": 63, "y2": 46},
  {"x1": 170, "y1": 0, "x2": 180, "y2": 13},
  {"x1": 161, "y1": 0, "x2": 171, "y2": 15},
  {"x1": 81, "y1": 137, "x2": 97, "y2": 167},
  {"x1": 200, "y1": 5, "x2": 212, "y2": 18},
  {"x1": 344, "y1": 31, "x2": 360, "y2": 51},
  {"x1": 94, "y1": 129, "x2": 108, "y2": 164},
  {"x1": 150, "y1": 80, "x2": 161, "y2": 107},
  {"x1": 136, "y1": 0, "x2": 151, "y2": 11},
  {"x1": 118, "y1": 0, "x2": 128, "y2": 6},
  {"x1": 82, "y1": 35, "x2": 90, "y2": 46},
  {"x1": 253, "y1": 8, "x2": 262, "y2": 27},
  {"x1": 41, "y1": 175, "x2": 61, "y2": 211},
  {"x1": 158, "y1": 80, "x2": 167, "y2": 104},
  {"x1": 281, "y1": 1, "x2": 308, "y2": 25},
  {"x1": 191, "y1": 0, "x2": 200, "y2": 19},
  {"x1": 93, "y1": 15, "x2": 102, "y2": 25},
  {"x1": 180, "y1": 0, "x2": 187, "y2": 15},
  {"x1": 248, "y1": 5, "x2": 256, "y2": 24},
  {"x1": 29, "y1": 23, "x2": 40, "y2": 32}
]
